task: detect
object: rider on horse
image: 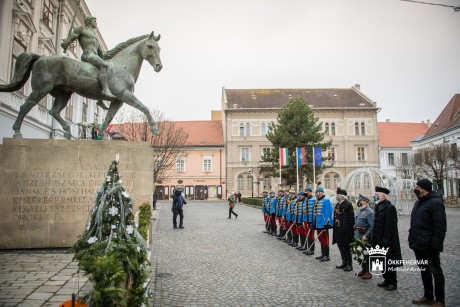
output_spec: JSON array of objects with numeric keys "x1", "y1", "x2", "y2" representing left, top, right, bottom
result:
[{"x1": 61, "y1": 15, "x2": 114, "y2": 106}]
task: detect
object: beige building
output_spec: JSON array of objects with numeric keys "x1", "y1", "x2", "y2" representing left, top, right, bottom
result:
[{"x1": 221, "y1": 85, "x2": 380, "y2": 197}]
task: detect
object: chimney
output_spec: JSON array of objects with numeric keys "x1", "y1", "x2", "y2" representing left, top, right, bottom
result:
[
  {"x1": 354, "y1": 84, "x2": 360, "y2": 90},
  {"x1": 386, "y1": 119, "x2": 390, "y2": 122},
  {"x1": 426, "y1": 119, "x2": 430, "y2": 124},
  {"x1": 421, "y1": 120, "x2": 425, "y2": 123}
]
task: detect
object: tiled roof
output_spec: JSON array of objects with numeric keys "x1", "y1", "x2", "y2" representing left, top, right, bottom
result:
[
  {"x1": 422, "y1": 94, "x2": 460, "y2": 140},
  {"x1": 111, "y1": 120, "x2": 224, "y2": 147},
  {"x1": 174, "y1": 120, "x2": 224, "y2": 146},
  {"x1": 224, "y1": 88, "x2": 376, "y2": 109},
  {"x1": 378, "y1": 122, "x2": 430, "y2": 148}
]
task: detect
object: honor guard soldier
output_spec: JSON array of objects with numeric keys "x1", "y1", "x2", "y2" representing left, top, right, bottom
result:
[
  {"x1": 312, "y1": 187, "x2": 334, "y2": 261},
  {"x1": 284, "y1": 189, "x2": 297, "y2": 244},
  {"x1": 261, "y1": 190, "x2": 270, "y2": 233},
  {"x1": 277, "y1": 190, "x2": 290, "y2": 240},
  {"x1": 295, "y1": 191, "x2": 307, "y2": 250},
  {"x1": 303, "y1": 187, "x2": 316, "y2": 255},
  {"x1": 332, "y1": 188, "x2": 355, "y2": 272},
  {"x1": 275, "y1": 189, "x2": 285, "y2": 238},
  {"x1": 268, "y1": 191, "x2": 278, "y2": 235},
  {"x1": 354, "y1": 194, "x2": 374, "y2": 279}
]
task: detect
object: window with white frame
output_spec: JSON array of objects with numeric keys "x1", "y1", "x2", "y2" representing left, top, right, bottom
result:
[
  {"x1": 241, "y1": 147, "x2": 250, "y2": 162},
  {"x1": 176, "y1": 157, "x2": 185, "y2": 172},
  {"x1": 326, "y1": 147, "x2": 337, "y2": 162},
  {"x1": 203, "y1": 156, "x2": 212, "y2": 172},
  {"x1": 82, "y1": 99, "x2": 88, "y2": 123},
  {"x1": 245, "y1": 122, "x2": 250, "y2": 136},
  {"x1": 263, "y1": 175, "x2": 270, "y2": 190},
  {"x1": 11, "y1": 39, "x2": 26, "y2": 93},
  {"x1": 388, "y1": 153, "x2": 395, "y2": 166},
  {"x1": 260, "y1": 122, "x2": 267, "y2": 136},
  {"x1": 237, "y1": 175, "x2": 244, "y2": 190},
  {"x1": 262, "y1": 147, "x2": 271, "y2": 160},
  {"x1": 324, "y1": 177, "x2": 331, "y2": 189},
  {"x1": 239, "y1": 123, "x2": 245, "y2": 136},
  {"x1": 331, "y1": 123, "x2": 336, "y2": 136},
  {"x1": 65, "y1": 96, "x2": 74, "y2": 120},
  {"x1": 246, "y1": 176, "x2": 252, "y2": 190},
  {"x1": 355, "y1": 122, "x2": 360, "y2": 135},
  {"x1": 239, "y1": 122, "x2": 251, "y2": 136},
  {"x1": 357, "y1": 146, "x2": 366, "y2": 161},
  {"x1": 333, "y1": 173, "x2": 341, "y2": 188},
  {"x1": 325, "y1": 123, "x2": 330, "y2": 135},
  {"x1": 361, "y1": 122, "x2": 366, "y2": 135},
  {"x1": 401, "y1": 153, "x2": 409, "y2": 166}
]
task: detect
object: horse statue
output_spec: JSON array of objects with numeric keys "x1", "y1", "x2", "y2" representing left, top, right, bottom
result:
[{"x1": 0, "y1": 31, "x2": 162, "y2": 139}]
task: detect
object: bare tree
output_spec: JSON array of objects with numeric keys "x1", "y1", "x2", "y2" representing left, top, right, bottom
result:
[
  {"x1": 413, "y1": 144, "x2": 451, "y2": 195},
  {"x1": 113, "y1": 107, "x2": 189, "y2": 183},
  {"x1": 394, "y1": 154, "x2": 422, "y2": 180}
]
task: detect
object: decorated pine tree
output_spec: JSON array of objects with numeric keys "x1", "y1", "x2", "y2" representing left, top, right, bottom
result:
[{"x1": 72, "y1": 155, "x2": 151, "y2": 307}]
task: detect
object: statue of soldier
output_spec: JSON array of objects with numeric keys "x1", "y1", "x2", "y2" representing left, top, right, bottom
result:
[{"x1": 61, "y1": 16, "x2": 115, "y2": 100}]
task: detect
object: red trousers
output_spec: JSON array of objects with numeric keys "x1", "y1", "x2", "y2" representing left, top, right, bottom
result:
[{"x1": 317, "y1": 229, "x2": 329, "y2": 246}]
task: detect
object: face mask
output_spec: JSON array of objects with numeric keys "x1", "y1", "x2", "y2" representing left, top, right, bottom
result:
[
  {"x1": 336, "y1": 196, "x2": 340, "y2": 201},
  {"x1": 413, "y1": 188, "x2": 421, "y2": 197},
  {"x1": 373, "y1": 194, "x2": 380, "y2": 202},
  {"x1": 357, "y1": 201, "x2": 362, "y2": 207}
]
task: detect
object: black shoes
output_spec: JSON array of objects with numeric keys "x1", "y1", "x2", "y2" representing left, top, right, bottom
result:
[
  {"x1": 304, "y1": 250, "x2": 314, "y2": 255},
  {"x1": 377, "y1": 281, "x2": 389, "y2": 288},
  {"x1": 385, "y1": 284, "x2": 397, "y2": 291},
  {"x1": 343, "y1": 265, "x2": 353, "y2": 272},
  {"x1": 315, "y1": 255, "x2": 325, "y2": 260},
  {"x1": 179, "y1": 226, "x2": 184, "y2": 229},
  {"x1": 320, "y1": 256, "x2": 330, "y2": 262},
  {"x1": 174, "y1": 226, "x2": 178, "y2": 229},
  {"x1": 336, "y1": 263, "x2": 347, "y2": 269}
]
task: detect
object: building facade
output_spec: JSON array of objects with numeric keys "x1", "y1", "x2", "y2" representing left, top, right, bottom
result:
[
  {"x1": 378, "y1": 120, "x2": 431, "y2": 180},
  {"x1": 0, "y1": 0, "x2": 107, "y2": 143},
  {"x1": 222, "y1": 85, "x2": 380, "y2": 197},
  {"x1": 155, "y1": 120, "x2": 226, "y2": 200}
]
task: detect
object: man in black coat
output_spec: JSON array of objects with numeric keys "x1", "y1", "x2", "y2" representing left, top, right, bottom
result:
[
  {"x1": 371, "y1": 186, "x2": 402, "y2": 291},
  {"x1": 332, "y1": 188, "x2": 355, "y2": 272},
  {"x1": 409, "y1": 179, "x2": 447, "y2": 307}
]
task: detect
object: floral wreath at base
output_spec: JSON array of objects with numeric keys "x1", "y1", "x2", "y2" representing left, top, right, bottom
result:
[{"x1": 349, "y1": 238, "x2": 371, "y2": 265}]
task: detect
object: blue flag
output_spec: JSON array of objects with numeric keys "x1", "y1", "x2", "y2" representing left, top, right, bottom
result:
[{"x1": 314, "y1": 147, "x2": 322, "y2": 166}]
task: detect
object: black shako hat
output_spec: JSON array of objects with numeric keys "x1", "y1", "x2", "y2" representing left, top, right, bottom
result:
[
  {"x1": 416, "y1": 178, "x2": 433, "y2": 192},
  {"x1": 375, "y1": 186, "x2": 390, "y2": 195},
  {"x1": 336, "y1": 187, "x2": 347, "y2": 196}
]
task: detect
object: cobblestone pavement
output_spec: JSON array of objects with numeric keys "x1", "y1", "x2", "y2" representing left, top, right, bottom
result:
[
  {"x1": 151, "y1": 201, "x2": 460, "y2": 307},
  {"x1": 0, "y1": 201, "x2": 459, "y2": 306}
]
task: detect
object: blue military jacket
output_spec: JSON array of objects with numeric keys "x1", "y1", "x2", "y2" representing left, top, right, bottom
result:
[
  {"x1": 286, "y1": 197, "x2": 297, "y2": 222},
  {"x1": 305, "y1": 195, "x2": 316, "y2": 223},
  {"x1": 312, "y1": 196, "x2": 334, "y2": 229},
  {"x1": 295, "y1": 197, "x2": 306, "y2": 224},
  {"x1": 269, "y1": 196, "x2": 277, "y2": 214},
  {"x1": 261, "y1": 195, "x2": 269, "y2": 213},
  {"x1": 276, "y1": 195, "x2": 285, "y2": 216}
]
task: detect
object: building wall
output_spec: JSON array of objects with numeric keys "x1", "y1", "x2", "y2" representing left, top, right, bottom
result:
[
  {"x1": 0, "y1": 0, "x2": 106, "y2": 143},
  {"x1": 222, "y1": 97, "x2": 379, "y2": 197},
  {"x1": 156, "y1": 147, "x2": 226, "y2": 200}
]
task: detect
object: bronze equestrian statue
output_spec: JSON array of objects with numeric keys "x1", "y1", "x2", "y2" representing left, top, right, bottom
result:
[{"x1": 0, "y1": 23, "x2": 162, "y2": 140}]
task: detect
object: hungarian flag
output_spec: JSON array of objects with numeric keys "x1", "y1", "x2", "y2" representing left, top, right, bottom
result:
[
  {"x1": 296, "y1": 147, "x2": 306, "y2": 166},
  {"x1": 279, "y1": 147, "x2": 289, "y2": 166}
]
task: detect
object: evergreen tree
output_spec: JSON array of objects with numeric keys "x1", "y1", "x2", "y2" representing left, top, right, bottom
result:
[
  {"x1": 72, "y1": 155, "x2": 151, "y2": 306},
  {"x1": 265, "y1": 97, "x2": 332, "y2": 187}
]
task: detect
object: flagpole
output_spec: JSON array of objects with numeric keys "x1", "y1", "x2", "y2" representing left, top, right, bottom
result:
[
  {"x1": 296, "y1": 148, "x2": 299, "y2": 192},
  {"x1": 312, "y1": 147, "x2": 316, "y2": 191}
]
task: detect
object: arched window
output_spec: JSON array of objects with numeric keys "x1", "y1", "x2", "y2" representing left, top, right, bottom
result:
[
  {"x1": 355, "y1": 122, "x2": 359, "y2": 135},
  {"x1": 239, "y1": 123, "x2": 244, "y2": 136},
  {"x1": 361, "y1": 122, "x2": 365, "y2": 135},
  {"x1": 324, "y1": 122, "x2": 330, "y2": 135},
  {"x1": 331, "y1": 123, "x2": 336, "y2": 136},
  {"x1": 333, "y1": 173, "x2": 341, "y2": 189},
  {"x1": 261, "y1": 122, "x2": 267, "y2": 136}
]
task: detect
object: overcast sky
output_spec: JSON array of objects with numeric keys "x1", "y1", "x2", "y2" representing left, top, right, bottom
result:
[{"x1": 87, "y1": 0, "x2": 460, "y2": 123}]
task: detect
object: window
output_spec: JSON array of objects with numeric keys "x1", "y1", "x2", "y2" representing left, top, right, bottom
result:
[
  {"x1": 176, "y1": 158, "x2": 185, "y2": 172},
  {"x1": 203, "y1": 156, "x2": 212, "y2": 172},
  {"x1": 82, "y1": 99, "x2": 88, "y2": 123},
  {"x1": 388, "y1": 153, "x2": 395, "y2": 166},
  {"x1": 42, "y1": 0, "x2": 57, "y2": 29},
  {"x1": 239, "y1": 122, "x2": 251, "y2": 136},
  {"x1": 263, "y1": 176, "x2": 270, "y2": 190},
  {"x1": 245, "y1": 122, "x2": 250, "y2": 136},
  {"x1": 325, "y1": 123, "x2": 330, "y2": 135},
  {"x1": 333, "y1": 173, "x2": 341, "y2": 189},
  {"x1": 65, "y1": 96, "x2": 74, "y2": 120},
  {"x1": 324, "y1": 177, "x2": 331, "y2": 189},
  {"x1": 401, "y1": 153, "x2": 408, "y2": 166},
  {"x1": 261, "y1": 122, "x2": 268, "y2": 136},
  {"x1": 355, "y1": 122, "x2": 360, "y2": 135},
  {"x1": 331, "y1": 123, "x2": 336, "y2": 136},
  {"x1": 361, "y1": 122, "x2": 365, "y2": 135},
  {"x1": 95, "y1": 106, "x2": 100, "y2": 124},
  {"x1": 262, "y1": 147, "x2": 271, "y2": 160},
  {"x1": 241, "y1": 147, "x2": 250, "y2": 162},
  {"x1": 11, "y1": 39, "x2": 26, "y2": 93},
  {"x1": 237, "y1": 175, "x2": 244, "y2": 190},
  {"x1": 239, "y1": 123, "x2": 244, "y2": 136},
  {"x1": 363, "y1": 174, "x2": 371, "y2": 189},
  {"x1": 326, "y1": 147, "x2": 337, "y2": 162},
  {"x1": 246, "y1": 176, "x2": 252, "y2": 190},
  {"x1": 357, "y1": 146, "x2": 366, "y2": 161}
]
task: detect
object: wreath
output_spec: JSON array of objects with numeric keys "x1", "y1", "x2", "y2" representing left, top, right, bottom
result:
[{"x1": 349, "y1": 238, "x2": 370, "y2": 265}]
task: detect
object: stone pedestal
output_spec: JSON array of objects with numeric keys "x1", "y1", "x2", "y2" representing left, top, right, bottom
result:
[{"x1": 0, "y1": 138, "x2": 153, "y2": 249}]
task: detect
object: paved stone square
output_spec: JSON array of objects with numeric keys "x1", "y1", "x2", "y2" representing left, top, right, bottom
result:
[{"x1": 0, "y1": 200, "x2": 459, "y2": 306}]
